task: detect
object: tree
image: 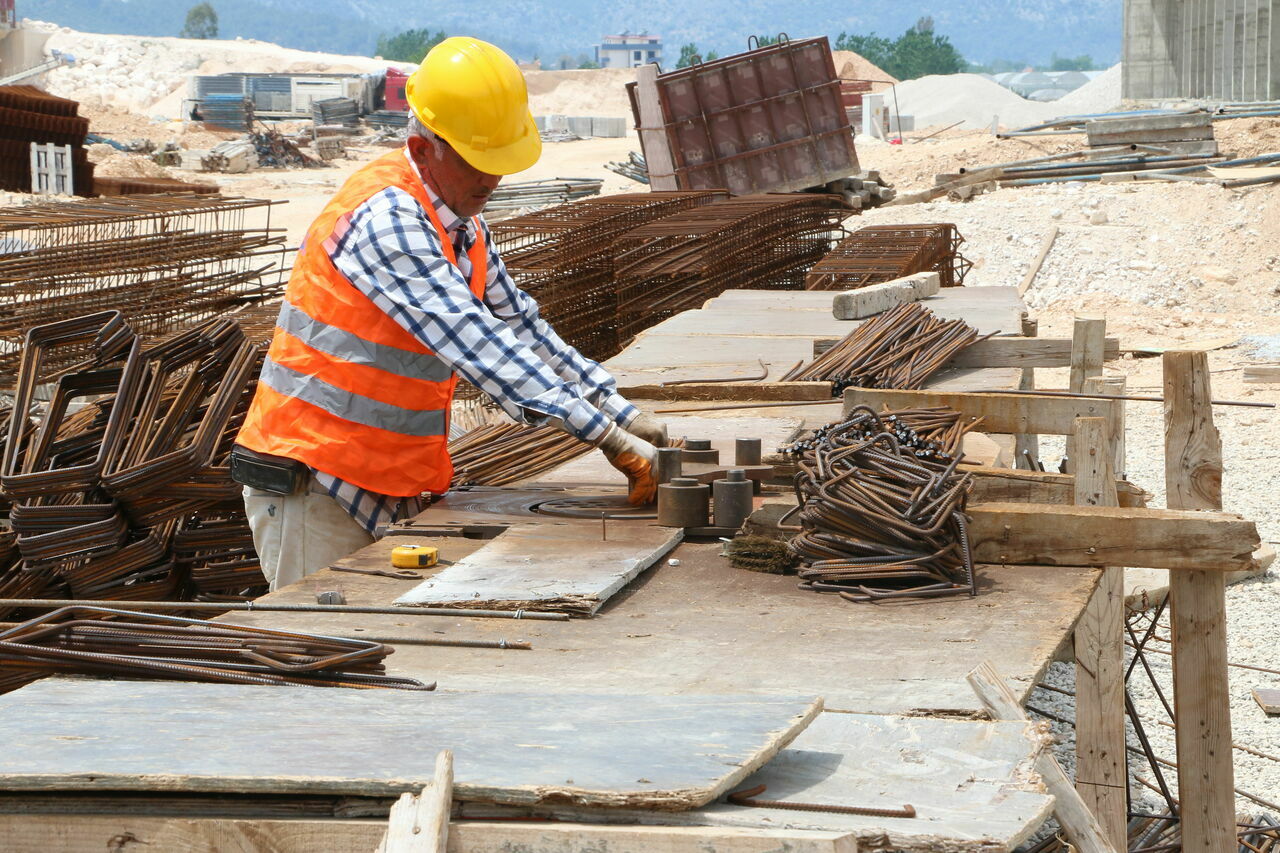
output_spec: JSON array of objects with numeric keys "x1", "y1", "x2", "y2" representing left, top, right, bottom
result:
[
  {"x1": 180, "y1": 3, "x2": 218, "y2": 39},
  {"x1": 578, "y1": 58, "x2": 601, "y2": 69},
  {"x1": 374, "y1": 28, "x2": 447, "y2": 64},
  {"x1": 753, "y1": 34, "x2": 779, "y2": 47},
  {"x1": 884, "y1": 26, "x2": 965, "y2": 79},
  {"x1": 675, "y1": 43, "x2": 701, "y2": 68},
  {"x1": 834, "y1": 32, "x2": 894, "y2": 71},
  {"x1": 1050, "y1": 53, "x2": 1094, "y2": 71}
]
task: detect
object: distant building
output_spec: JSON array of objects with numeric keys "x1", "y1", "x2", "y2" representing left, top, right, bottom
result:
[{"x1": 595, "y1": 32, "x2": 661, "y2": 68}]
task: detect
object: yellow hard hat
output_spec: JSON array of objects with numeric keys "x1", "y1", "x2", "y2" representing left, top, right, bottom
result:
[{"x1": 405, "y1": 37, "x2": 542, "y2": 176}]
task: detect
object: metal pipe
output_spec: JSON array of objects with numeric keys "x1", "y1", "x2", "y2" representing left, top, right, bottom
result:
[
  {"x1": 968, "y1": 387, "x2": 1275, "y2": 409},
  {"x1": 0, "y1": 598, "x2": 572, "y2": 621}
]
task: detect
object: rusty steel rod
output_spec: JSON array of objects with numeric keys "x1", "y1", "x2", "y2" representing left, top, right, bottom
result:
[{"x1": 0, "y1": 599, "x2": 572, "y2": 621}]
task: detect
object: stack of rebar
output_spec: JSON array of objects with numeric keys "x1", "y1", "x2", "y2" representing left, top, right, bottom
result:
[
  {"x1": 612, "y1": 194, "x2": 846, "y2": 343},
  {"x1": 0, "y1": 311, "x2": 271, "y2": 616},
  {"x1": 0, "y1": 193, "x2": 287, "y2": 380},
  {"x1": 605, "y1": 151, "x2": 649, "y2": 184},
  {"x1": 783, "y1": 303, "x2": 983, "y2": 394},
  {"x1": 805, "y1": 224, "x2": 972, "y2": 290},
  {"x1": 490, "y1": 191, "x2": 727, "y2": 359},
  {"x1": 448, "y1": 422, "x2": 592, "y2": 487},
  {"x1": 0, "y1": 605, "x2": 431, "y2": 694},
  {"x1": 786, "y1": 406, "x2": 976, "y2": 603},
  {"x1": 482, "y1": 178, "x2": 604, "y2": 217},
  {"x1": 0, "y1": 85, "x2": 93, "y2": 195}
]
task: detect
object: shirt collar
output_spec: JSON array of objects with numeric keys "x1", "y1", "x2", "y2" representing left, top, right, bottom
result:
[{"x1": 403, "y1": 147, "x2": 471, "y2": 238}]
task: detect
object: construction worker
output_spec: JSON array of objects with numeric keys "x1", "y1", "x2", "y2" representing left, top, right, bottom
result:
[{"x1": 231, "y1": 37, "x2": 667, "y2": 590}]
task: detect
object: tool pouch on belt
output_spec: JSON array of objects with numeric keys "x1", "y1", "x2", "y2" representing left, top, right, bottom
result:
[{"x1": 229, "y1": 445, "x2": 308, "y2": 496}]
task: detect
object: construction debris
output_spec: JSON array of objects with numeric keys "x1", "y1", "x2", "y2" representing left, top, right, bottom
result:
[
  {"x1": 482, "y1": 177, "x2": 603, "y2": 216},
  {"x1": 311, "y1": 96, "x2": 359, "y2": 127},
  {"x1": 201, "y1": 139, "x2": 257, "y2": 173},
  {"x1": 0, "y1": 193, "x2": 286, "y2": 379},
  {"x1": 806, "y1": 224, "x2": 972, "y2": 290},
  {"x1": 782, "y1": 303, "x2": 983, "y2": 393},
  {"x1": 251, "y1": 130, "x2": 319, "y2": 168},
  {"x1": 785, "y1": 406, "x2": 976, "y2": 602},
  {"x1": 606, "y1": 150, "x2": 649, "y2": 184}
]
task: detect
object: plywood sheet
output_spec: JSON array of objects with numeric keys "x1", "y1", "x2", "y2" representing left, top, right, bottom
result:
[
  {"x1": 526, "y1": 712, "x2": 1055, "y2": 850},
  {"x1": 394, "y1": 519, "x2": 682, "y2": 615},
  {"x1": 0, "y1": 681, "x2": 821, "y2": 808}
]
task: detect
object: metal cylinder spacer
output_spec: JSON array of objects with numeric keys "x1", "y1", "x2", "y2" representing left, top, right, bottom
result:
[
  {"x1": 713, "y1": 468, "x2": 754, "y2": 530},
  {"x1": 734, "y1": 437, "x2": 763, "y2": 466},
  {"x1": 655, "y1": 446, "x2": 684, "y2": 485},
  {"x1": 657, "y1": 476, "x2": 711, "y2": 528},
  {"x1": 681, "y1": 438, "x2": 720, "y2": 464}
]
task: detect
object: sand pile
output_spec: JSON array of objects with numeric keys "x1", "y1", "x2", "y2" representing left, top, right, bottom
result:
[
  {"x1": 892, "y1": 63, "x2": 1123, "y2": 131},
  {"x1": 832, "y1": 50, "x2": 896, "y2": 92},
  {"x1": 524, "y1": 67, "x2": 636, "y2": 118}
]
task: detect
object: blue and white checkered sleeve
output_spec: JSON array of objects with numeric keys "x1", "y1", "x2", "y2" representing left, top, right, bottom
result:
[
  {"x1": 328, "y1": 188, "x2": 615, "y2": 444},
  {"x1": 478, "y1": 219, "x2": 640, "y2": 428}
]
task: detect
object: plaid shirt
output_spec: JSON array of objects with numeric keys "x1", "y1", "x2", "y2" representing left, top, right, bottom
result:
[{"x1": 310, "y1": 149, "x2": 638, "y2": 533}]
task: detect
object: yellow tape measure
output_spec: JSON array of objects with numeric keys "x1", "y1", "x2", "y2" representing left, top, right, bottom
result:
[{"x1": 391, "y1": 545, "x2": 439, "y2": 569}]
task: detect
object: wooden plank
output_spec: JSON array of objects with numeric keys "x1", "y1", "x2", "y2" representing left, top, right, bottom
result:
[
  {"x1": 378, "y1": 750, "x2": 452, "y2": 853},
  {"x1": 1069, "y1": 418, "x2": 1127, "y2": 852},
  {"x1": 967, "y1": 662, "x2": 1119, "y2": 853},
  {"x1": 1163, "y1": 350, "x2": 1234, "y2": 853},
  {"x1": 1070, "y1": 317, "x2": 1107, "y2": 394},
  {"x1": 970, "y1": 467, "x2": 1147, "y2": 507},
  {"x1": 946, "y1": 336, "x2": 1121, "y2": 369},
  {"x1": 1015, "y1": 316, "x2": 1040, "y2": 470},
  {"x1": 967, "y1": 502, "x2": 1258, "y2": 571},
  {"x1": 1018, "y1": 226, "x2": 1059, "y2": 296},
  {"x1": 614, "y1": 381, "x2": 833, "y2": 402},
  {"x1": 1086, "y1": 375, "x2": 1127, "y2": 476},
  {"x1": 633, "y1": 64, "x2": 678, "y2": 191},
  {"x1": 842, "y1": 387, "x2": 1121, "y2": 436},
  {"x1": 393, "y1": 521, "x2": 683, "y2": 614},
  {"x1": 0, "y1": 681, "x2": 821, "y2": 806},
  {"x1": 0, "y1": 816, "x2": 857, "y2": 853},
  {"x1": 1244, "y1": 365, "x2": 1280, "y2": 383},
  {"x1": 1253, "y1": 688, "x2": 1280, "y2": 715}
]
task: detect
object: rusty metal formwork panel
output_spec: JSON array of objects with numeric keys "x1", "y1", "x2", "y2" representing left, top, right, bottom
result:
[
  {"x1": 627, "y1": 37, "x2": 859, "y2": 196},
  {"x1": 804, "y1": 224, "x2": 973, "y2": 291},
  {"x1": 611, "y1": 193, "x2": 846, "y2": 343},
  {"x1": 0, "y1": 194, "x2": 287, "y2": 380},
  {"x1": 490, "y1": 191, "x2": 728, "y2": 360}
]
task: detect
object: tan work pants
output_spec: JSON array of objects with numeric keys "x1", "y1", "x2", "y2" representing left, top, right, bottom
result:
[{"x1": 243, "y1": 486, "x2": 373, "y2": 591}]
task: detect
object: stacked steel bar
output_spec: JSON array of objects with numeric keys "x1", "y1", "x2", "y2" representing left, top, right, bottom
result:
[
  {"x1": 0, "y1": 606, "x2": 431, "y2": 694},
  {"x1": 782, "y1": 303, "x2": 982, "y2": 394},
  {"x1": 0, "y1": 85, "x2": 93, "y2": 194},
  {"x1": 612, "y1": 193, "x2": 846, "y2": 343},
  {"x1": 786, "y1": 406, "x2": 976, "y2": 603},
  {"x1": 0, "y1": 193, "x2": 286, "y2": 380},
  {"x1": 448, "y1": 422, "x2": 592, "y2": 487},
  {"x1": 490, "y1": 191, "x2": 727, "y2": 359},
  {"x1": 482, "y1": 178, "x2": 604, "y2": 217},
  {"x1": 805, "y1": 223, "x2": 972, "y2": 290},
  {"x1": 0, "y1": 312, "x2": 271, "y2": 616}
]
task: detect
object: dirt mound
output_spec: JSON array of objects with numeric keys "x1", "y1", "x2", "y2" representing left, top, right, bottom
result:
[{"x1": 524, "y1": 67, "x2": 637, "y2": 118}]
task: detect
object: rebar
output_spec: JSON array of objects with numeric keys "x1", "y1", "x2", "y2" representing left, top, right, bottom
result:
[
  {"x1": 784, "y1": 406, "x2": 976, "y2": 603},
  {"x1": 448, "y1": 422, "x2": 593, "y2": 487},
  {"x1": 783, "y1": 302, "x2": 984, "y2": 394},
  {"x1": 806, "y1": 224, "x2": 973, "y2": 290}
]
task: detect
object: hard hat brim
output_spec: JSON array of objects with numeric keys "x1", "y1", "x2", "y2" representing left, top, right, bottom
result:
[{"x1": 448, "y1": 112, "x2": 542, "y2": 176}]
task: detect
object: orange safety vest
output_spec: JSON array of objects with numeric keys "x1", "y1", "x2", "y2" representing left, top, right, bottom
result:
[{"x1": 237, "y1": 149, "x2": 487, "y2": 497}]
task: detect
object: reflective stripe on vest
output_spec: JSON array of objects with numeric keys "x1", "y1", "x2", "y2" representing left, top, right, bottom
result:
[{"x1": 236, "y1": 148, "x2": 488, "y2": 497}]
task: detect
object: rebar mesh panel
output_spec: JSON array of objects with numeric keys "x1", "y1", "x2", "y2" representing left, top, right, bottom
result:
[{"x1": 805, "y1": 223, "x2": 972, "y2": 290}]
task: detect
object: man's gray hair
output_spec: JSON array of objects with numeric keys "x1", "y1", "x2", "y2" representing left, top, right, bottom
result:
[{"x1": 407, "y1": 114, "x2": 434, "y2": 140}]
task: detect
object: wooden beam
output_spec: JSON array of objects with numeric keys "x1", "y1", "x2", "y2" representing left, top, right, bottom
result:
[
  {"x1": 378, "y1": 750, "x2": 452, "y2": 853},
  {"x1": 842, "y1": 387, "x2": 1121, "y2": 436},
  {"x1": 1015, "y1": 317, "x2": 1040, "y2": 470},
  {"x1": 615, "y1": 381, "x2": 834, "y2": 402},
  {"x1": 1085, "y1": 375, "x2": 1127, "y2": 476},
  {"x1": 1070, "y1": 317, "x2": 1107, "y2": 394},
  {"x1": 1163, "y1": 350, "x2": 1235, "y2": 853},
  {"x1": 633, "y1": 65, "x2": 678, "y2": 191},
  {"x1": 0, "y1": 816, "x2": 856, "y2": 853},
  {"x1": 944, "y1": 335, "x2": 1121, "y2": 369},
  {"x1": 969, "y1": 467, "x2": 1147, "y2": 507},
  {"x1": 1018, "y1": 226, "x2": 1060, "y2": 296},
  {"x1": 967, "y1": 502, "x2": 1258, "y2": 571},
  {"x1": 1243, "y1": 365, "x2": 1280, "y2": 383},
  {"x1": 1069, "y1": 418, "x2": 1127, "y2": 852},
  {"x1": 967, "y1": 662, "x2": 1119, "y2": 853}
]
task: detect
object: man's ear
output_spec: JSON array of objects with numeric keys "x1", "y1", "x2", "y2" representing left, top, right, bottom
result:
[{"x1": 406, "y1": 134, "x2": 430, "y2": 159}]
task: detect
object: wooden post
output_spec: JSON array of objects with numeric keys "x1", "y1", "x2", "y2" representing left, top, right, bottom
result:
[
  {"x1": 633, "y1": 64, "x2": 679, "y2": 191},
  {"x1": 1015, "y1": 316, "x2": 1040, "y2": 470},
  {"x1": 377, "y1": 750, "x2": 453, "y2": 853},
  {"x1": 1070, "y1": 317, "x2": 1107, "y2": 394},
  {"x1": 1163, "y1": 350, "x2": 1234, "y2": 853},
  {"x1": 967, "y1": 662, "x2": 1119, "y2": 853},
  {"x1": 1085, "y1": 375, "x2": 1127, "y2": 477},
  {"x1": 1070, "y1": 417, "x2": 1127, "y2": 852}
]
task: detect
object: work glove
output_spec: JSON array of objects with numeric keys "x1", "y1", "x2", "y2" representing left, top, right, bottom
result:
[
  {"x1": 596, "y1": 423, "x2": 659, "y2": 506},
  {"x1": 624, "y1": 412, "x2": 669, "y2": 447}
]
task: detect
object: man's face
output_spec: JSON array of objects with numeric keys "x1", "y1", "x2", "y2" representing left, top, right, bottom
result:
[{"x1": 408, "y1": 134, "x2": 502, "y2": 218}]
